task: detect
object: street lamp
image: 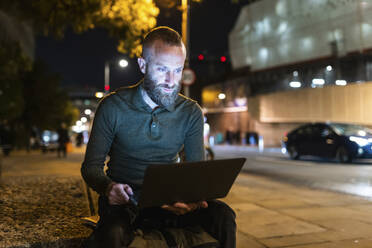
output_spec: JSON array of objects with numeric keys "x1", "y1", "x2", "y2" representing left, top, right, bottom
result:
[
  {"x1": 218, "y1": 93, "x2": 226, "y2": 100},
  {"x1": 104, "y1": 58, "x2": 129, "y2": 94},
  {"x1": 119, "y1": 59, "x2": 129, "y2": 68},
  {"x1": 95, "y1": 92, "x2": 104, "y2": 98},
  {"x1": 181, "y1": 0, "x2": 191, "y2": 97}
]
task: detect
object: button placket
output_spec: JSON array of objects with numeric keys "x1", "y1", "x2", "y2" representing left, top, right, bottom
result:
[{"x1": 149, "y1": 112, "x2": 160, "y2": 139}]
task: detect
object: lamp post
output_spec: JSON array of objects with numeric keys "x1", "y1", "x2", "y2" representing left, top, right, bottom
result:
[
  {"x1": 181, "y1": 0, "x2": 191, "y2": 97},
  {"x1": 104, "y1": 59, "x2": 128, "y2": 95}
]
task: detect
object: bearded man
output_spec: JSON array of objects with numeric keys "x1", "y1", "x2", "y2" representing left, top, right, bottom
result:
[{"x1": 81, "y1": 26, "x2": 236, "y2": 248}]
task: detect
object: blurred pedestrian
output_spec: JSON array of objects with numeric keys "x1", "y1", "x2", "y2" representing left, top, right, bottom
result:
[
  {"x1": 57, "y1": 123, "x2": 69, "y2": 158},
  {"x1": 81, "y1": 27, "x2": 236, "y2": 248},
  {"x1": 76, "y1": 132, "x2": 83, "y2": 147}
]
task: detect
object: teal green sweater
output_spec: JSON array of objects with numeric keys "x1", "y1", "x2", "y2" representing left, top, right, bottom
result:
[{"x1": 81, "y1": 82, "x2": 204, "y2": 197}]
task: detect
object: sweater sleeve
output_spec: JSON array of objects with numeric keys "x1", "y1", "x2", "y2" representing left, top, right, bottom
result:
[
  {"x1": 183, "y1": 103, "x2": 205, "y2": 162},
  {"x1": 81, "y1": 96, "x2": 117, "y2": 195}
]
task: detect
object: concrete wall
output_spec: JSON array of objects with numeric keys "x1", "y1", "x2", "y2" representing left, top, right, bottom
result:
[{"x1": 256, "y1": 81, "x2": 372, "y2": 124}]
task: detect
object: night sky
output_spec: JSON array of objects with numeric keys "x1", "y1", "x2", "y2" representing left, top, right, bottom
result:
[{"x1": 35, "y1": 0, "x2": 246, "y2": 92}]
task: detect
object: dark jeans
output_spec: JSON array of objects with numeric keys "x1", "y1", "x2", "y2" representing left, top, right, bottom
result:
[{"x1": 88, "y1": 196, "x2": 236, "y2": 248}]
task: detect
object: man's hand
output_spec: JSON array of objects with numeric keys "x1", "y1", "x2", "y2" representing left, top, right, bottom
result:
[
  {"x1": 106, "y1": 182, "x2": 133, "y2": 205},
  {"x1": 162, "y1": 201, "x2": 208, "y2": 215}
]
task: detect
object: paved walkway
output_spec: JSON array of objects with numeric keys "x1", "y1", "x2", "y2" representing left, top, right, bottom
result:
[
  {"x1": 230, "y1": 173, "x2": 372, "y2": 248},
  {"x1": 2, "y1": 148, "x2": 372, "y2": 247}
]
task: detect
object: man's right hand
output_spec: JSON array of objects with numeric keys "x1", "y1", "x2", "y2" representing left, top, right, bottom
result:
[{"x1": 106, "y1": 182, "x2": 133, "y2": 205}]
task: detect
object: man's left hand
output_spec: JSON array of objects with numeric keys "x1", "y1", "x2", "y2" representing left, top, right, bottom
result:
[{"x1": 162, "y1": 201, "x2": 208, "y2": 215}]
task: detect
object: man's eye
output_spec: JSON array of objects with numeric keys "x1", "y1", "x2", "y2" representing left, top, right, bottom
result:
[
  {"x1": 158, "y1": 67, "x2": 166, "y2": 72},
  {"x1": 175, "y1": 68, "x2": 183, "y2": 73}
]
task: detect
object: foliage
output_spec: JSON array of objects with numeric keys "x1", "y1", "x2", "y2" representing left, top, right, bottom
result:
[
  {"x1": 0, "y1": 40, "x2": 32, "y2": 122},
  {"x1": 21, "y1": 61, "x2": 79, "y2": 131},
  {"x1": 0, "y1": 40, "x2": 78, "y2": 146},
  {"x1": 0, "y1": 0, "x2": 159, "y2": 57}
]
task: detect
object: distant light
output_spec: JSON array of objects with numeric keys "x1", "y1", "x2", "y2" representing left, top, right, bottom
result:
[
  {"x1": 43, "y1": 135, "x2": 50, "y2": 142},
  {"x1": 358, "y1": 130, "x2": 367, "y2": 137},
  {"x1": 76, "y1": 120, "x2": 82, "y2": 126},
  {"x1": 326, "y1": 65, "x2": 333, "y2": 71},
  {"x1": 281, "y1": 148, "x2": 287, "y2": 154},
  {"x1": 312, "y1": 78, "x2": 325, "y2": 85},
  {"x1": 293, "y1": 71, "x2": 298, "y2": 77},
  {"x1": 81, "y1": 117, "x2": 88, "y2": 123},
  {"x1": 361, "y1": 1, "x2": 368, "y2": 6},
  {"x1": 84, "y1": 109, "x2": 92, "y2": 115},
  {"x1": 119, "y1": 59, "x2": 128, "y2": 68},
  {"x1": 234, "y1": 97, "x2": 247, "y2": 107},
  {"x1": 289, "y1": 81, "x2": 301, "y2": 88},
  {"x1": 218, "y1": 93, "x2": 226, "y2": 100},
  {"x1": 350, "y1": 136, "x2": 369, "y2": 146},
  {"x1": 220, "y1": 56, "x2": 227, "y2": 62},
  {"x1": 335, "y1": 80, "x2": 347, "y2": 86},
  {"x1": 198, "y1": 54, "x2": 204, "y2": 61},
  {"x1": 302, "y1": 37, "x2": 313, "y2": 50},
  {"x1": 277, "y1": 22, "x2": 288, "y2": 34},
  {"x1": 104, "y1": 85, "x2": 110, "y2": 91},
  {"x1": 259, "y1": 48, "x2": 269, "y2": 60},
  {"x1": 95, "y1": 92, "x2": 104, "y2": 98}
]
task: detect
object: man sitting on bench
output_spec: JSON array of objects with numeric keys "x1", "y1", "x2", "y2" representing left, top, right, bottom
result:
[{"x1": 81, "y1": 26, "x2": 236, "y2": 248}]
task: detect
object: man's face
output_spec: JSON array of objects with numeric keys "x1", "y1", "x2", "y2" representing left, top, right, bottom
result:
[{"x1": 139, "y1": 40, "x2": 186, "y2": 107}]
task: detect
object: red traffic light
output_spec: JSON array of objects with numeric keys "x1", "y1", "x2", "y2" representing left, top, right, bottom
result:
[
  {"x1": 104, "y1": 85, "x2": 110, "y2": 91},
  {"x1": 220, "y1": 56, "x2": 226, "y2": 62},
  {"x1": 198, "y1": 54, "x2": 204, "y2": 61}
]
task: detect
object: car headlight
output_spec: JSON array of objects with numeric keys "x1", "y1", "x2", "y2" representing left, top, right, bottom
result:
[{"x1": 349, "y1": 136, "x2": 369, "y2": 146}]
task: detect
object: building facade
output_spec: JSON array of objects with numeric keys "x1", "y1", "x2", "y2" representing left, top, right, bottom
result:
[{"x1": 203, "y1": 0, "x2": 372, "y2": 146}]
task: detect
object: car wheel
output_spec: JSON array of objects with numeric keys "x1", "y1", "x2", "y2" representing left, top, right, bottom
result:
[
  {"x1": 288, "y1": 146, "x2": 300, "y2": 160},
  {"x1": 336, "y1": 146, "x2": 352, "y2": 163}
]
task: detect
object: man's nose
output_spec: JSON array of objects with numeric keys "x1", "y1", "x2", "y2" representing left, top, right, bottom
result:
[{"x1": 165, "y1": 71, "x2": 175, "y2": 86}]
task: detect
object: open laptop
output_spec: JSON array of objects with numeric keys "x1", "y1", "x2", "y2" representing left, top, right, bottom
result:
[{"x1": 137, "y1": 158, "x2": 246, "y2": 208}]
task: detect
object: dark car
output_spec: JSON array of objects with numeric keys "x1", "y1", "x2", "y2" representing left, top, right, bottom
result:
[
  {"x1": 40, "y1": 130, "x2": 59, "y2": 153},
  {"x1": 282, "y1": 123, "x2": 372, "y2": 163}
]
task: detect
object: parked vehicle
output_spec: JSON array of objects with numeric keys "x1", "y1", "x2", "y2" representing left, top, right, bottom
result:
[
  {"x1": 282, "y1": 123, "x2": 372, "y2": 163},
  {"x1": 40, "y1": 130, "x2": 59, "y2": 153}
]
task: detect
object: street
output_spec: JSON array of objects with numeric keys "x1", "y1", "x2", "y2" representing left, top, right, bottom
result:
[
  {"x1": 214, "y1": 145, "x2": 372, "y2": 199},
  {"x1": 5, "y1": 145, "x2": 372, "y2": 200}
]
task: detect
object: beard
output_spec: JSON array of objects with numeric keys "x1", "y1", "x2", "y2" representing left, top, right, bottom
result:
[{"x1": 143, "y1": 74, "x2": 181, "y2": 108}]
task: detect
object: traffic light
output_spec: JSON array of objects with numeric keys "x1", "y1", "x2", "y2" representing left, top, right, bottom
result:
[
  {"x1": 198, "y1": 54, "x2": 204, "y2": 61},
  {"x1": 104, "y1": 85, "x2": 110, "y2": 91},
  {"x1": 220, "y1": 56, "x2": 226, "y2": 62}
]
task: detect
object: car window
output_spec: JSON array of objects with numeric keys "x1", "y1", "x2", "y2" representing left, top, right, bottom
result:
[
  {"x1": 311, "y1": 125, "x2": 320, "y2": 136},
  {"x1": 296, "y1": 125, "x2": 310, "y2": 136},
  {"x1": 320, "y1": 127, "x2": 332, "y2": 137},
  {"x1": 296, "y1": 128, "x2": 304, "y2": 135},
  {"x1": 330, "y1": 123, "x2": 372, "y2": 136}
]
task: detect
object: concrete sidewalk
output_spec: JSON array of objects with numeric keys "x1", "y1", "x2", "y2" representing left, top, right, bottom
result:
[{"x1": 229, "y1": 173, "x2": 372, "y2": 248}]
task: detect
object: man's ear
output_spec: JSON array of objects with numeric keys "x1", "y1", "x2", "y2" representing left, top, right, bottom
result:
[{"x1": 137, "y1": 57, "x2": 146, "y2": 74}]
